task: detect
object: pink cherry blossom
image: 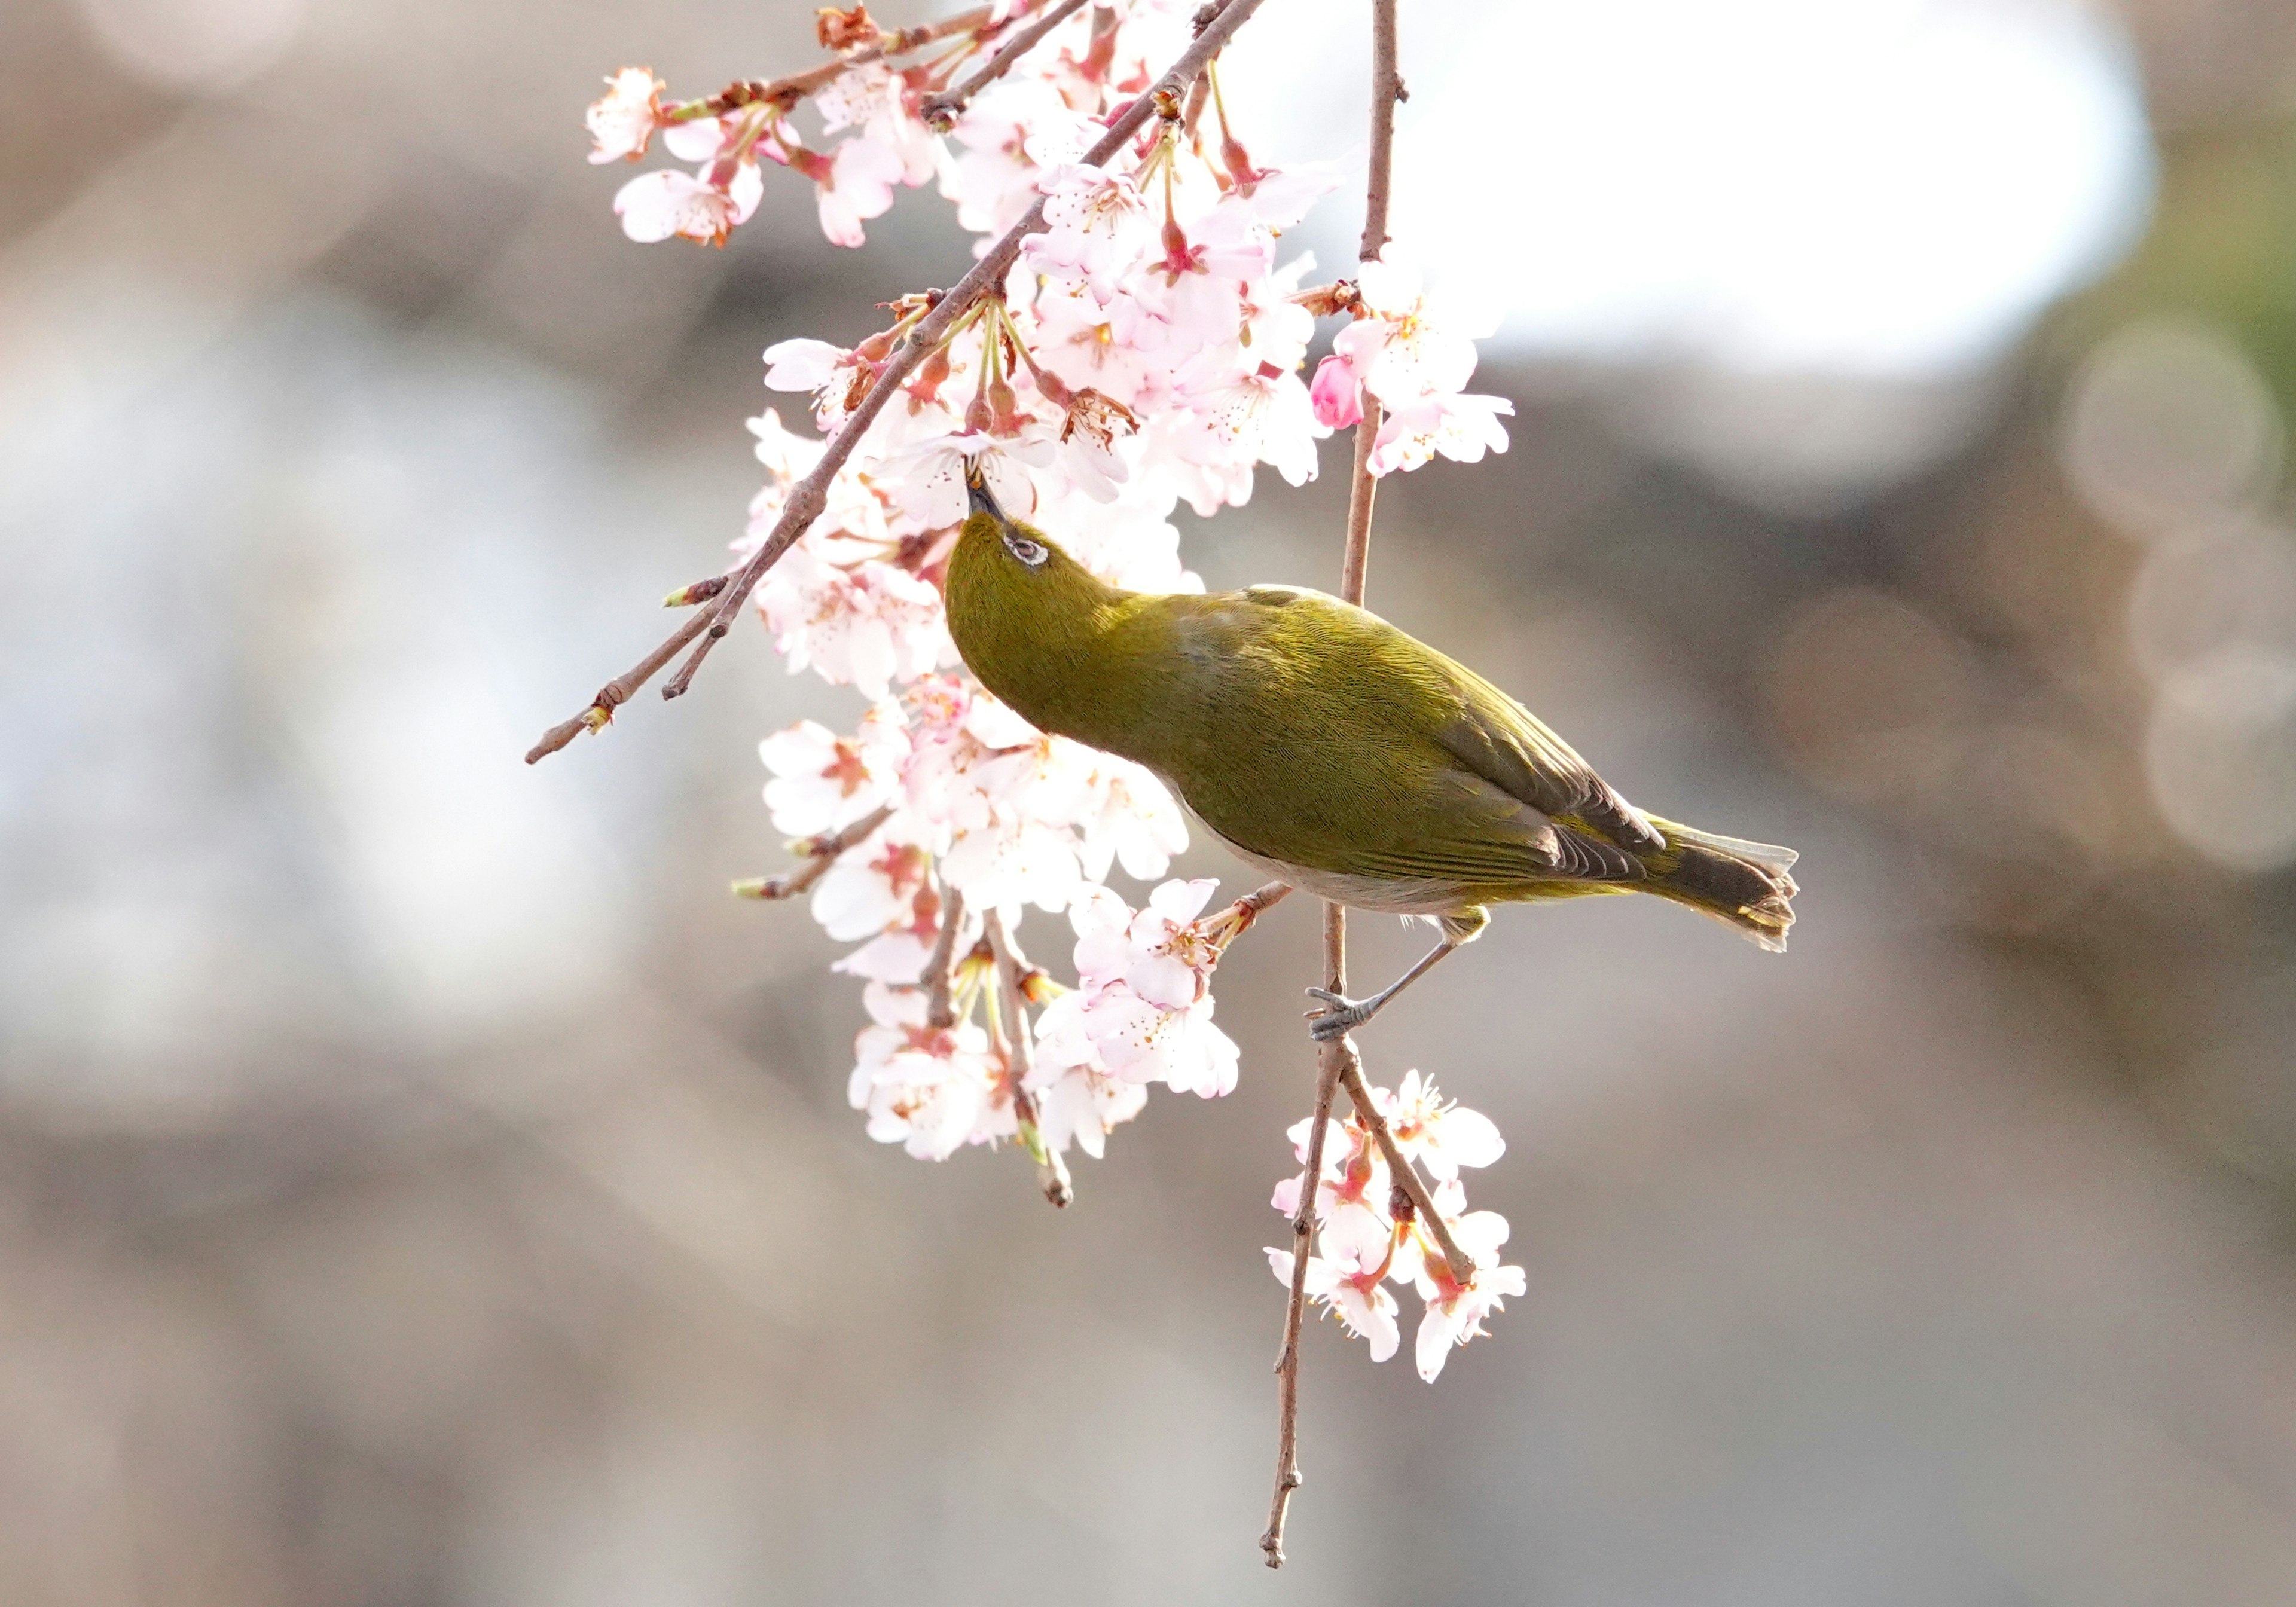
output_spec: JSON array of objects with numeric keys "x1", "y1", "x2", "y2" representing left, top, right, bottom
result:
[
  {"x1": 1023, "y1": 163, "x2": 1154, "y2": 299},
  {"x1": 1413, "y1": 1205, "x2": 1528, "y2": 1382},
  {"x1": 758, "y1": 703, "x2": 909, "y2": 836},
  {"x1": 1344, "y1": 255, "x2": 1491, "y2": 404},
  {"x1": 613, "y1": 163, "x2": 763, "y2": 246},
  {"x1": 1367, "y1": 390, "x2": 1515, "y2": 478},
  {"x1": 1055, "y1": 882, "x2": 1241, "y2": 1096},
  {"x1": 811, "y1": 136, "x2": 906, "y2": 248},
  {"x1": 1375, "y1": 1068, "x2": 1506, "y2": 1181},
  {"x1": 764, "y1": 337, "x2": 874, "y2": 431},
  {"x1": 813, "y1": 829, "x2": 935, "y2": 943},
  {"x1": 753, "y1": 548, "x2": 944, "y2": 700},
  {"x1": 586, "y1": 68, "x2": 665, "y2": 164},
  {"x1": 850, "y1": 981, "x2": 1002, "y2": 1160},
  {"x1": 1025, "y1": 1057, "x2": 1149, "y2": 1160},
  {"x1": 1263, "y1": 1240, "x2": 1402, "y2": 1362}
]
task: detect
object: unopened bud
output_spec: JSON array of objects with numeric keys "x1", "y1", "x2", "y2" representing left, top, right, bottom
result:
[
  {"x1": 662, "y1": 575, "x2": 730, "y2": 608},
  {"x1": 815, "y1": 4, "x2": 881, "y2": 51}
]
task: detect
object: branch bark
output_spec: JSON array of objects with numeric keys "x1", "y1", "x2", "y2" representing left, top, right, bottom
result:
[
  {"x1": 1263, "y1": 0, "x2": 1401, "y2": 1569},
  {"x1": 1338, "y1": 1056, "x2": 1476, "y2": 1286},
  {"x1": 729, "y1": 803, "x2": 895, "y2": 901},
  {"x1": 528, "y1": 0, "x2": 1272, "y2": 763},
  {"x1": 700, "y1": 4, "x2": 1004, "y2": 117},
  {"x1": 920, "y1": 0, "x2": 1092, "y2": 129},
  {"x1": 925, "y1": 885, "x2": 967, "y2": 1030},
  {"x1": 982, "y1": 909, "x2": 1074, "y2": 1208}
]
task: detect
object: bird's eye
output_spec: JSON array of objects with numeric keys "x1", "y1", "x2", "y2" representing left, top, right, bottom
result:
[{"x1": 1005, "y1": 534, "x2": 1049, "y2": 568}]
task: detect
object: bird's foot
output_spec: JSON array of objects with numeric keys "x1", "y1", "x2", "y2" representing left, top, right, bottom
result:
[{"x1": 1304, "y1": 987, "x2": 1376, "y2": 1043}]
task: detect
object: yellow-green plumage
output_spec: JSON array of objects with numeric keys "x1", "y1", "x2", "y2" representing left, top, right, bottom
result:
[{"x1": 943, "y1": 503, "x2": 1796, "y2": 961}]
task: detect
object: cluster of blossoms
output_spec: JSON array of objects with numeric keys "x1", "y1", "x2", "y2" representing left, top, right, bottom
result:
[
  {"x1": 1265, "y1": 1071, "x2": 1523, "y2": 1380},
  {"x1": 585, "y1": 0, "x2": 1522, "y2": 1377}
]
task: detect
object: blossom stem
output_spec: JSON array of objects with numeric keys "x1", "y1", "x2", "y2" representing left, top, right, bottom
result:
[
  {"x1": 1199, "y1": 879, "x2": 1291, "y2": 954},
  {"x1": 1337, "y1": 1057, "x2": 1476, "y2": 1285},
  {"x1": 697, "y1": 3, "x2": 1010, "y2": 118},
  {"x1": 526, "y1": 0, "x2": 1271, "y2": 757},
  {"x1": 925, "y1": 885, "x2": 967, "y2": 1030},
  {"x1": 921, "y1": 0, "x2": 1093, "y2": 129},
  {"x1": 729, "y1": 803, "x2": 896, "y2": 901},
  {"x1": 983, "y1": 909, "x2": 1074, "y2": 1208},
  {"x1": 1261, "y1": 952, "x2": 1345, "y2": 1569},
  {"x1": 1263, "y1": 0, "x2": 1400, "y2": 1569}
]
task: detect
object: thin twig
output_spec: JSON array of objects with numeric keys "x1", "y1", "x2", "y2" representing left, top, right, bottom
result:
[
  {"x1": 1358, "y1": 0, "x2": 1402, "y2": 264},
  {"x1": 920, "y1": 0, "x2": 1092, "y2": 128},
  {"x1": 729, "y1": 804, "x2": 895, "y2": 901},
  {"x1": 1201, "y1": 879, "x2": 1291, "y2": 952},
  {"x1": 527, "y1": 0, "x2": 1271, "y2": 763},
  {"x1": 924, "y1": 885, "x2": 967, "y2": 1029},
  {"x1": 982, "y1": 909, "x2": 1074, "y2": 1208},
  {"x1": 1264, "y1": 0, "x2": 1399, "y2": 1569},
  {"x1": 1336, "y1": 1056, "x2": 1475, "y2": 1285},
  {"x1": 701, "y1": 5, "x2": 1003, "y2": 116},
  {"x1": 1260, "y1": 970, "x2": 1344, "y2": 1568}
]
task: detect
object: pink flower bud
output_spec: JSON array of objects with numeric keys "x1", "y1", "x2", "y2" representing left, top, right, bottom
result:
[{"x1": 1309, "y1": 353, "x2": 1363, "y2": 430}]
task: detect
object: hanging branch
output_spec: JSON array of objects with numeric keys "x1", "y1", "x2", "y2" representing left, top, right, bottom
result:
[
  {"x1": 526, "y1": 0, "x2": 1272, "y2": 765},
  {"x1": 982, "y1": 909, "x2": 1074, "y2": 1208},
  {"x1": 694, "y1": 4, "x2": 1010, "y2": 119},
  {"x1": 729, "y1": 804, "x2": 896, "y2": 900},
  {"x1": 925, "y1": 885, "x2": 969, "y2": 1030},
  {"x1": 1262, "y1": 0, "x2": 1401, "y2": 1570},
  {"x1": 920, "y1": 0, "x2": 1094, "y2": 129},
  {"x1": 1199, "y1": 878, "x2": 1292, "y2": 951}
]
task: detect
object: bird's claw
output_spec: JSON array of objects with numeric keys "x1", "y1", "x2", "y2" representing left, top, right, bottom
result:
[{"x1": 1303, "y1": 986, "x2": 1372, "y2": 1043}]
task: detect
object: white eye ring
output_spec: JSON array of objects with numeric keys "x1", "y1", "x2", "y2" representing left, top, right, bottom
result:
[{"x1": 1005, "y1": 534, "x2": 1048, "y2": 567}]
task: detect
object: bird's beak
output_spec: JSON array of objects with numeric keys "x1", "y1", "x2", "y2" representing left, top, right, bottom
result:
[{"x1": 963, "y1": 457, "x2": 1005, "y2": 521}]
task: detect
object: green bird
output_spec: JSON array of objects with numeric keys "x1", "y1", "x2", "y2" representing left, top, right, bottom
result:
[{"x1": 944, "y1": 473, "x2": 1798, "y2": 1041}]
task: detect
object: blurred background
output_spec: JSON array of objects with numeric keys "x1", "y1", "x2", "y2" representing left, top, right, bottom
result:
[{"x1": 6, "y1": 0, "x2": 2296, "y2": 1599}]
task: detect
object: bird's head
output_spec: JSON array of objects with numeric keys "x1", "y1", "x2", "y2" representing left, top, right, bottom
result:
[
  {"x1": 943, "y1": 459, "x2": 1123, "y2": 713},
  {"x1": 957, "y1": 458, "x2": 1066, "y2": 574}
]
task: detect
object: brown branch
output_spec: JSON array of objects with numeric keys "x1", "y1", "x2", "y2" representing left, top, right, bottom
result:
[
  {"x1": 920, "y1": 0, "x2": 1092, "y2": 129},
  {"x1": 662, "y1": 573, "x2": 730, "y2": 608},
  {"x1": 1263, "y1": 0, "x2": 1399, "y2": 1569},
  {"x1": 924, "y1": 884, "x2": 967, "y2": 1030},
  {"x1": 527, "y1": 0, "x2": 1272, "y2": 762},
  {"x1": 701, "y1": 5, "x2": 1003, "y2": 116},
  {"x1": 982, "y1": 909, "x2": 1074, "y2": 1208},
  {"x1": 729, "y1": 804, "x2": 894, "y2": 901},
  {"x1": 1260, "y1": 961, "x2": 1345, "y2": 1568},
  {"x1": 1358, "y1": 0, "x2": 1401, "y2": 264},
  {"x1": 1200, "y1": 878, "x2": 1290, "y2": 952},
  {"x1": 1337, "y1": 1055, "x2": 1475, "y2": 1285}
]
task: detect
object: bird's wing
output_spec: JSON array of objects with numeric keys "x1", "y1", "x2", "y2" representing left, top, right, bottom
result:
[
  {"x1": 1435, "y1": 662, "x2": 1665, "y2": 853},
  {"x1": 1150, "y1": 587, "x2": 1650, "y2": 888}
]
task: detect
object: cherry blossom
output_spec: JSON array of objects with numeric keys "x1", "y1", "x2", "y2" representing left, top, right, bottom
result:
[
  {"x1": 613, "y1": 162, "x2": 764, "y2": 246},
  {"x1": 807, "y1": 135, "x2": 907, "y2": 248},
  {"x1": 1374, "y1": 1068, "x2": 1506, "y2": 1181},
  {"x1": 1412, "y1": 1195, "x2": 1528, "y2": 1382},
  {"x1": 1024, "y1": 163, "x2": 1155, "y2": 300},
  {"x1": 753, "y1": 547, "x2": 944, "y2": 700},
  {"x1": 850, "y1": 981, "x2": 1003, "y2": 1159},
  {"x1": 759, "y1": 703, "x2": 909, "y2": 836},
  {"x1": 587, "y1": 68, "x2": 665, "y2": 164}
]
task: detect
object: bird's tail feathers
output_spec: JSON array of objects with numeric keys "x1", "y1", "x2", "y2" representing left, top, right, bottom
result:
[{"x1": 1640, "y1": 818, "x2": 1799, "y2": 953}]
